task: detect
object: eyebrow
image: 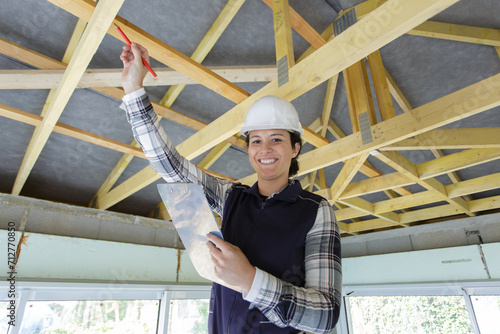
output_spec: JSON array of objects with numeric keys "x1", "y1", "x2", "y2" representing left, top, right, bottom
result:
[{"x1": 249, "y1": 133, "x2": 285, "y2": 140}]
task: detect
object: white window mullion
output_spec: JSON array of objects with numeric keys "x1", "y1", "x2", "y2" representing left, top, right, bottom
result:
[
  {"x1": 461, "y1": 288, "x2": 481, "y2": 334},
  {"x1": 157, "y1": 290, "x2": 171, "y2": 334},
  {"x1": 9, "y1": 290, "x2": 32, "y2": 334},
  {"x1": 335, "y1": 297, "x2": 350, "y2": 334}
]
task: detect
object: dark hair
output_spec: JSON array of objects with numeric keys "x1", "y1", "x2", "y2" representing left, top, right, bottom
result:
[
  {"x1": 288, "y1": 131, "x2": 302, "y2": 177},
  {"x1": 245, "y1": 131, "x2": 303, "y2": 177}
]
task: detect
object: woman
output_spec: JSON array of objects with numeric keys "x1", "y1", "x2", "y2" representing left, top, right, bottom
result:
[{"x1": 120, "y1": 43, "x2": 341, "y2": 334}]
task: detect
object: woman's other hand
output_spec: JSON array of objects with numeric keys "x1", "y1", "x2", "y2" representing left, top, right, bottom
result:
[{"x1": 206, "y1": 233, "x2": 256, "y2": 293}]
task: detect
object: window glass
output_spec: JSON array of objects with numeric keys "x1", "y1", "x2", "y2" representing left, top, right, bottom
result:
[
  {"x1": 18, "y1": 300, "x2": 159, "y2": 333},
  {"x1": 347, "y1": 295, "x2": 473, "y2": 334},
  {"x1": 168, "y1": 299, "x2": 209, "y2": 334},
  {"x1": 470, "y1": 295, "x2": 500, "y2": 334},
  {"x1": 0, "y1": 302, "x2": 13, "y2": 333}
]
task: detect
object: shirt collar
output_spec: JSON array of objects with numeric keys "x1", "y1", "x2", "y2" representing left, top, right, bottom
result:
[{"x1": 244, "y1": 179, "x2": 302, "y2": 202}]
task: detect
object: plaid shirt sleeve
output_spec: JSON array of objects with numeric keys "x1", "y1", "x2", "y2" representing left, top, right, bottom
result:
[
  {"x1": 121, "y1": 91, "x2": 234, "y2": 216},
  {"x1": 249, "y1": 199, "x2": 342, "y2": 334}
]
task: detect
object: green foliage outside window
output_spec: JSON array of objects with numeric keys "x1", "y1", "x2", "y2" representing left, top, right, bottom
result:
[{"x1": 348, "y1": 295, "x2": 473, "y2": 334}]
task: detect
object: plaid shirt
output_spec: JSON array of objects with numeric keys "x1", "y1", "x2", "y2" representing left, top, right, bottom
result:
[{"x1": 122, "y1": 90, "x2": 342, "y2": 334}]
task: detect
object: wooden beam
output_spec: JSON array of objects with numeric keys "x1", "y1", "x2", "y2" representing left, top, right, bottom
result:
[
  {"x1": 308, "y1": 117, "x2": 323, "y2": 133},
  {"x1": 346, "y1": 218, "x2": 397, "y2": 234},
  {"x1": 334, "y1": 206, "x2": 367, "y2": 221},
  {"x1": 400, "y1": 204, "x2": 465, "y2": 225},
  {"x1": 377, "y1": 61, "x2": 475, "y2": 204},
  {"x1": 335, "y1": 171, "x2": 500, "y2": 222},
  {"x1": 89, "y1": 87, "x2": 246, "y2": 206},
  {"x1": 304, "y1": 173, "x2": 316, "y2": 192},
  {"x1": 418, "y1": 148, "x2": 500, "y2": 180},
  {"x1": 353, "y1": 0, "x2": 388, "y2": 18},
  {"x1": 95, "y1": 0, "x2": 461, "y2": 209},
  {"x1": 0, "y1": 104, "x2": 145, "y2": 158},
  {"x1": 367, "y1": 50, "x2": 396, "y2": 121},
  {"x1": 344, "y1": 69, "x2": 359, "y2": 133},
  {"x1": 189, "y1": 0, "x2": 246, "y2": 64},
  {"x1": 272, "y1": 0, "x2": 295, "y2": 87},
  {"x1": 338, "y1": 172, "x2": 415, "y2": 200},
  {"x1": 375, "y1": 151, "x2": 473, "y2": 216},
  {"x1": 298, "y1": 73, "x2": 500, "y2": 176},
  {"x1": 246, "y1": 74, "x2": 500, "y2": 190},
  {"x1": 11, "y1": 14, "x2": 90, "y2": 197},
  {"x1": 344, "y1": 57, "x2": 379, "y2": 134},
  {"x1": 0, "y1": 66, "x2": 277, "y2": 89},
  {"x1": 0, "y1": 31, "x2": 243, "y2": 204},
  {"x1": 345, "y1": 203, "x2": 464, "y2": 233},
  {"x1": 317, "y1": 169, "x2": 327, "y2": 189},
  {"x1": 320, "y1": 76, "x2": 338, "y2": 137},
  {"x1": 0, "y1": 39, "x2": 221, "y2": 138},
  {"x1": 345, "y1": 60, "x2": 378, "y2": 129},
  {"x1": 296, "y1": 24, "x2": 333, "y2": 63},
  {"x1": 160, "y1": 0, "x2": 246, "y2": 107},
  {"x1": 342, "y1": 50, "x2": 404, "y2": 209},
  {"x1": 261, "y1": 0, "x2": 326, "y2": 50},
  {"x1": 343, "y1": 57, "x2": 406, "y2": 216},
  {"x1": 339, "y1": 197, "x2": 400, "y2": 224},
  {"x1": 92, "y1": 1, "x2": 247, "y2": 206},
  {"x1": 447, "y1": 172, "x2": 500, "y2": 199},
  {"x1": 0, "y1": 37, "x2": 65, "y2": 70},
  {"x1": 385, "y1": 67, "x2": 412, "y2": 113},
  {"x1": 62, "y1": 19, "x2": 88, "y2": 64},
  {"x1": 430, "y1": 149, "x2": 473, "y2": 202},
  {"x1": 373, "y1": 191, "x2": 444, "y2": 214},
  {"x1": 11, "y1": 0, "x2": 126, "y2": 196},
  {"x1": 382, "y1": 128, "x2": 500, "y2": 150},
  {"x1": 328, "y1": 119, "x2": 345, "y2": 141},
  {"x1": 93, "y1": 87, "x2": 209, "y2": 134},
  {"x1": 468, "y1": 195, "x2": 500, "y2": 212},
  {"x1": 198, "y1": 141, "x2": 233, "y2": 169},
  {"x1": 91, "y1": 150, "x2": 137, "y2": 206},
  {"x1": 407, "y1": 21, "x2": 500, "y2": 47},
  {"x1": 354, "y1": 1, "x2": 500, "y2": 47},
  {"x1": 48, "y1": 0, "x2": 250, "y2": 104},
  {"x1": 2, "y1": 16, "x2": 127, "y2": 206},
  {"x1": 330, "y1": 153, "x2": 370, "y2": 202},
  {"x1": 338, "y1": 176, "x2": 500, "y2": 234}
]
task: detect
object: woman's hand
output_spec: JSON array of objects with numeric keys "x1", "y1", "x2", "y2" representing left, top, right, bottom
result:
[
  {"x1": 206, "y1": 233, "x2": 256, "y2": 293},
  {"x1": 120, "y1": 43, "x2": 149, "y2": 94}
]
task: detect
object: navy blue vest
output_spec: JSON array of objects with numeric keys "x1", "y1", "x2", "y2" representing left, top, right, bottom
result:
[{"x1": 208, "y1": 181, "x2": 323, "y2": 334}]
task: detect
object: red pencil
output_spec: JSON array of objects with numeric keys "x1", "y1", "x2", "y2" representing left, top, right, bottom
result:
[{"x1": 115, "y1": 24, "x2": 157, "y2": 77}]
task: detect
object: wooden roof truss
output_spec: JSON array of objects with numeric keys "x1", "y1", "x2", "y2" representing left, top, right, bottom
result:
[{"x1": 1, "y1": 0, "x2": 499, "y2": 237}]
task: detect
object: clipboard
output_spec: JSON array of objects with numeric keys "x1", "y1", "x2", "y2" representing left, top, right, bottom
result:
[{"x1": 157, "y1": 183, "x2": 240, "y2": 292}]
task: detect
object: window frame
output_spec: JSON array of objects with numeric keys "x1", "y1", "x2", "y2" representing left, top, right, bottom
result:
[
  {"x1": 339, "y1": 281, "x2": 500, "y2": 334},
  {"x1": 3, "y1": 280, "x2": 499, "y2": 334},
  {"x1": 0, "y1": 281, "x2": 211, "y2": 334}
]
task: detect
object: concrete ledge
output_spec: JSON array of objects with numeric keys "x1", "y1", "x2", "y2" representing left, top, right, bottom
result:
[
  {"x1": 0, "y1": 193, "x2": 181, "y2": 248},
  {"x1": 342, "y1": 212, "x2": 500, "y2": 257}
]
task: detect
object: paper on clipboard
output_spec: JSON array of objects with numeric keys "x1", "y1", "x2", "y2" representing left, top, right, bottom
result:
[{"x1": 157, "y1": 183, "x2": 241, "y2": 292}]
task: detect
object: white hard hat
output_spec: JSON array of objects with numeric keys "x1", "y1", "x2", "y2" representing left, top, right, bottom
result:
[{"x1": 241, "y1": 96, "x2": 304, "y2": 136}]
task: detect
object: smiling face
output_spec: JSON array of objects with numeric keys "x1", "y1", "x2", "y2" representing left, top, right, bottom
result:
[{"x1": 247, "y1": 129, "x2": 300, "y2": 195}]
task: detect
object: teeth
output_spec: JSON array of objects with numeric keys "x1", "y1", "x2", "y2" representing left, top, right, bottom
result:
[{"x1": 260, "y1": 158, "x2": 276, "y2": 164}]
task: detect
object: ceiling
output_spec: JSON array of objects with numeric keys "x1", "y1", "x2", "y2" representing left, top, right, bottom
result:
[{"x1": 1, "y1": 0, "x2": 499, "y2": 238}]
